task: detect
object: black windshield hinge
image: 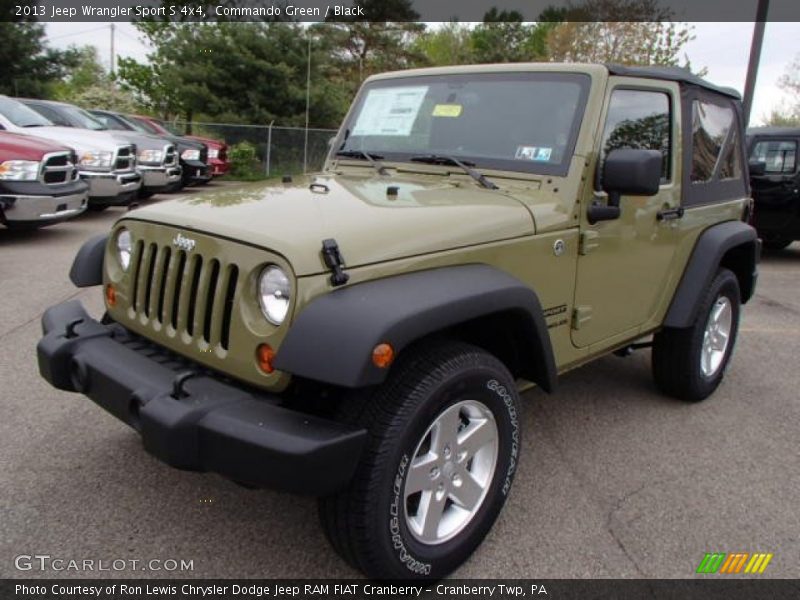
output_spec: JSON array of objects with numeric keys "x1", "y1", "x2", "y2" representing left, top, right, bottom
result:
[{"x1": 321, "y1": 239, "x2": 350, "y2": 287}]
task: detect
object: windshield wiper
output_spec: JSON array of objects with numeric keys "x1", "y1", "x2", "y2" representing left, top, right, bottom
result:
[
  {"x1": 410, "y1": 154, "x2": 498, "y2": 190},
  {"x1": 23, "y1": 124, "x2": 45, "y2": 128},
  {"x1": 335, "y1": 149, "x2": 388, "y2": 176}
]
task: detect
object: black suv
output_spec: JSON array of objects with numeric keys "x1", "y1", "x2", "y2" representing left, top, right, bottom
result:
[{"x1": 747, "y1": 127, "x2": 800, "y2": 250}]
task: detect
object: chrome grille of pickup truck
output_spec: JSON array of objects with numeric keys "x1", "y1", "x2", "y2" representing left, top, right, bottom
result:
[
  {"x1": 129, "y1": 241, "x2": 239, "y2": 351},
  {"x1": 115, "y1": 145, "x2": 136, "y2": 171},
  {"x1": 40, "y1": 151, "x2": 77, "y2": 185}
]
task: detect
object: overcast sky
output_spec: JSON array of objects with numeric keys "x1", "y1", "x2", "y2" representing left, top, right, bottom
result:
[{"x1": 43, "y1": 21, "x2": 800, "y2": 126}]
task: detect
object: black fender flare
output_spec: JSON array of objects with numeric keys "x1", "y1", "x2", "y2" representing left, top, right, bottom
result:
[
  {"x1": 274, "y1": 264, "x2": 558, "y2": 391},
  {"x1": 664, "y1": 220, "x2": 759, "y2": 328},
  {"x1": 69, "y1": 234, "x2": 107, "y2": 287}
]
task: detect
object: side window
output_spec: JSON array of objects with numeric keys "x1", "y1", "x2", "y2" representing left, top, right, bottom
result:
[
  {"x1": 750, "y1": 139, "x2": 797, "y2": 174},
  {"x1": 600, "y1": 89, "x2": 671, "y2": 183},
  {"x1": 690, "y1": 100, "x2": 740, "y2": 182}
]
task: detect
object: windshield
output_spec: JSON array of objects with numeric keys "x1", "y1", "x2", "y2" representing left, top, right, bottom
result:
[
  {"x1": 159, "y1": 119, "x2": 182, "y2": 136},
  {"x1": 130, "y1": 117, "x2": 162, "y2": 135},
  {"x1": 0, "y1": 96, "x2": 52, "y2": 127},
  {"x1": 91, "y1": 111, "x2": 130, "y2": 131},
  {"x1": 59, "y1": 105, "x2": 107, "y2": 130},
  {"x1": 336, "y1": 72, "x2": 590, "y2": 176}
]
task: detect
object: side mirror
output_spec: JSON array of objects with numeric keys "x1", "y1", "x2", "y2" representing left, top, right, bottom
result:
[
  {"x1": 589, "y1": 148, "x2": 662, "y2": 224},
  {"x1": 748, "y1": 160, "x2": 766, "y2": 177}
]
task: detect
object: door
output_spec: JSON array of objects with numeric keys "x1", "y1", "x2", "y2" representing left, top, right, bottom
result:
[
  {"x1": 748, "y1": 137, "x2": 800, "y2": 239},
  {"x1": 572, "y1": 83, "x2": 681, "y2": 348}
]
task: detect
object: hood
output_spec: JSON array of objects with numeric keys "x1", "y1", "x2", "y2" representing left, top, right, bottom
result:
[
  {"x1": 105, "y1": 130, "x2": 169, "y2": 152},
  {"x1": 15, "y1": 126, "x2": 128, "y2": 153},
  {"x1": 167, "y1": 135, "x2": 204, "y2": 152},
  {"x1": 126, "y1": 173, "x2": 536, "y2": 276},
  {"x1": 0, "y1": 131, "x2": 71, "y2": 160},
  {"x1": 187, "y1": 135, "x2": 224, "y2": 149}
]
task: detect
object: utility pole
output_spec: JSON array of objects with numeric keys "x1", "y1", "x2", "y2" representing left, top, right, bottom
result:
[
  {"x1": 303, "y1": 34, "x2": 311, "y2": 174},
  {"x1": 743, "y1": 0, "x2": 769, "y2": 127},
  {"x1": 110, "y1": 24, "x2": 116, "y2": 77}
]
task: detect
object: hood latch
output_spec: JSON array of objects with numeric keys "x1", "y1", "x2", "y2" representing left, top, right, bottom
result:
[{"x1": 321, "y1": 238, "x2": 350, "y2": 287}]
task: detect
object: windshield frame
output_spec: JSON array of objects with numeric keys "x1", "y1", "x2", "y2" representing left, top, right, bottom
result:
[{"x1": 333, "y1": 71, "x2": 591, "y2": 178}]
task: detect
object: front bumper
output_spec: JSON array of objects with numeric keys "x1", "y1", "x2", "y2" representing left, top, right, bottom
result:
[
  {"x1": 209, "y1": 158, "x2": 229, "y2": 177},
  {"x1": 181, "y1": 159, "x2": 212, "y2": 184},
  {"x1": 139, "y1": 165, "x2": 182, "y2": 192},
  {"x1": 36, "y1": 300, "x2": 366, "y2": 495},
  {"x1": 80, "y1": 170, "x2": 142, "y2": 204},
  {"x1": 0, "y1": 181, "x2": 88, "y2": 225}
]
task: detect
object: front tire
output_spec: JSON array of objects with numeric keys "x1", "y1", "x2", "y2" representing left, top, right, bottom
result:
[
  {"x1": 652, "y1": 268, "x2": 741, "y2": 401},
  {"x1": 319, "y1": 340, "x2": 521, "y2": 579}
]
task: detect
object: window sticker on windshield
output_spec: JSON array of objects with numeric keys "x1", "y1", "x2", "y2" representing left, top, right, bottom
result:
[
  {"x1": 515, "y1": 146, "x2": 553, "y2": 161},
  {"x1": 352, "y1": 86, "x2": 428, "y2": 136},
  {"x1": 432, "y1": 104, "x2": 463, "y2": 118}
]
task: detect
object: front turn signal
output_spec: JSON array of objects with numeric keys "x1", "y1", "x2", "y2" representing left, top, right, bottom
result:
[
  {"x1": 105, "y1": 284, "x2": 116, "y2": 307},
  {"x1": 256, "y1": 343, "x2": 276, "y2": 374}
]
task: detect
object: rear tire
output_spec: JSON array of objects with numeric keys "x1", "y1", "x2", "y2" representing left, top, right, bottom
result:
[
  {"x1": 652, "y1": 268, "x2": 740, "y2": 401},
  {"x1": 318, "y1": 340, "x2": 521, "y2": 579}
]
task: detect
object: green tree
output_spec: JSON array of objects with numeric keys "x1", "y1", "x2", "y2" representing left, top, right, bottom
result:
[
  {"x1": 470, "y1": 10, "x2": 545, "y2": 64},
  {"x1": 544, "y1": 0, "x2": 695, "y2": 68},
  {"x1": 411, "y1": 22, "x2": 473, "y2": 67},
  {"x1": 119, "y1": 22, "x2": 349, "y2": 128},
  {"x1": 0, "y1": 1, "x2": 81, "y2": 97},
  {"x1": 51, "y1": 46, "x2": 109, "y2": 102},
  {"x1": 764, "y1": 53, "x2": 800, "y2": 126},
  {"x1": 315, "y1": 0, "x2": 426, "y2": 96}
]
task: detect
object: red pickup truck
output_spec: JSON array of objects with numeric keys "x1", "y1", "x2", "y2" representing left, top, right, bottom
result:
[
  {"x1": 0, "y1": 132, "x2": 88, "y2": 228},
  {"x1": 131, "y1": 115, "x2": 229, "y2": 178}
]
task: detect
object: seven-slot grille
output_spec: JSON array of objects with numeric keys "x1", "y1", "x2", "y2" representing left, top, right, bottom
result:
[
  {"x1": 114, "y1": 145, "x2": 136, "y2": 172},
  {"x1": 40, "y1": 152, "x2": 78, "y2": 185},
  {"x1": 164, "y1": 144, "x2": 177, "y2": 167},
  {"x1": 129, "y1": 240, "x2": 239, "y2": 351}
]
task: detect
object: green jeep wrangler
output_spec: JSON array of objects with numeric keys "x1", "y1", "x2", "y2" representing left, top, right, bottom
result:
[{"x1": 37, "y1": 64, "x2": 759, "y2": 579}]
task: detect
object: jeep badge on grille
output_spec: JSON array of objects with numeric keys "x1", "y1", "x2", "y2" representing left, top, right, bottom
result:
[{"x1": 172, "y1": 233, "x2": 196, "y2": 252}]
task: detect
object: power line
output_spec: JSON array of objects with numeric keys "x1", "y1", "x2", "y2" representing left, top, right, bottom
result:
[{"x1": 47, "y1": 25, "x2": 108, "y2": 42}]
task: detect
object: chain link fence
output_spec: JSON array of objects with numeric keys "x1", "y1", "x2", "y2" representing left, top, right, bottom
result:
[{"x1": 173, "y1": 121, "x2": 338, "y2": 176}]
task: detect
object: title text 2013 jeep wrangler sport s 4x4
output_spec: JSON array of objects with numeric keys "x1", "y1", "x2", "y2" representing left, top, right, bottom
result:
[{"x1": 37, "y1": 64, "x2": 759, "y2": 579}]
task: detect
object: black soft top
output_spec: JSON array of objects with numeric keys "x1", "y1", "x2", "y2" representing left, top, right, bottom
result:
[
  {"x1": 606, "y1": 64, "x2": 741, "y2": 100},
  {"x1": 747, "y1": 126, "x2": 800, "y2": 137}
]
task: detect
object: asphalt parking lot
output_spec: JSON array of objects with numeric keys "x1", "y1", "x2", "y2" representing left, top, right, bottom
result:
[{"x1": 1, "y1": 185, "x2": 798, "y2": 579}]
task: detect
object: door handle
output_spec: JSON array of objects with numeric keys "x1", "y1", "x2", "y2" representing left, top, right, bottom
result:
[{"x1": 657, "y1": 207, "x2": 684, "y2": 221}]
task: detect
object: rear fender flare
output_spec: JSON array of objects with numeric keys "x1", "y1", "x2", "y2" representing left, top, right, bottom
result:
[{"x1": 664, "y1": 221, "x2": 759, "y2": 328}]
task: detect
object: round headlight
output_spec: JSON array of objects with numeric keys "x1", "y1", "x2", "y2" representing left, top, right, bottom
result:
[
  {"x1": 258, "y1": 266, "x2": 291, "y2": 325},
  {"x1": 116, "y1": 228, "x2": 132, "y2": 270}
]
